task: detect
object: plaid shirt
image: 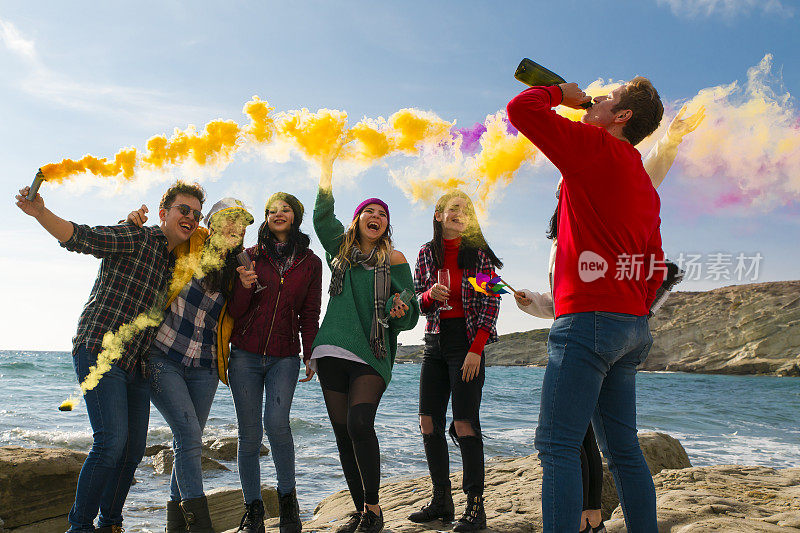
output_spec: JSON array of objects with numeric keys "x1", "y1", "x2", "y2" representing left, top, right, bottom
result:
[
  {"x1": 414, "y1": 241, "x2": 499, "y2": 344},
  {"x1": 154, "y1": 277, "x2": 224, "y2": 368},
  {"x1": 61, "y1": 223, "x2": 173, "y2": 374}
]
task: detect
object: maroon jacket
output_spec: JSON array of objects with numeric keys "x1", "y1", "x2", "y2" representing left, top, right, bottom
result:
[{"x1": 228, "y1": 246, "x2": 322, "y2": 361}]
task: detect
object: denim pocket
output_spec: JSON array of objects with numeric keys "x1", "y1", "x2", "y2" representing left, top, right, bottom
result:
[{"x1": 594, "y1": 312, "x2": 639, "y2": 356}]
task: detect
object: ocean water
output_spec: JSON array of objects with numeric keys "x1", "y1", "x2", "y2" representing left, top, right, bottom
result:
[{"x1": 1, "y1": 350, "x2": 799, "y2": 532}]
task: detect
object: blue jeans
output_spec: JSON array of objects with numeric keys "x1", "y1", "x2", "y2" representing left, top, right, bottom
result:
[
  {"x1": 147, "y1": 349, "x2": 219, "y2": 501},
  {"x1": 228, "y1": 348, "x2": 301, "y2": 500},
  {"x1": 535, "y1": 312, "x2": 656, "y2": 533},
  {"x1": 68, "y1": 345, "x2": 150, "y2": 533}
]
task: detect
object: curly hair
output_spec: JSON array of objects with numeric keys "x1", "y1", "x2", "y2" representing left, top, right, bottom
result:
[{"x1": 159, "y1": 181, "x2": 206, "y2": 210}]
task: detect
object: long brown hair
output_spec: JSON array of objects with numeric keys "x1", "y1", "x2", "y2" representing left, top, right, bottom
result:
[{"x1": 430, "y1": 190, "x2": 502, "y2": 270}]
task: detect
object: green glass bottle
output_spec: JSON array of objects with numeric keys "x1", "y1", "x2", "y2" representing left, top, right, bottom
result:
[{"x1": 514, "y1": 58, "x2": 592, "y2": 108}]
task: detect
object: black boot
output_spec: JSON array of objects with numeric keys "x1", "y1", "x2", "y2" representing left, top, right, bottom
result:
[
  {"x1": 167, "y1": 500, "x2": 186, "y2": 533},
  {"x1": 278, "y1": 489, "x2": 301, "y2": 533},
  {"x1": 407, "y1": 484, "x2": 455, "y2": 523},
  {"x1": 356, "y1": 509, "x2": 383, "y2": 533},
  {"x1": 180, "y1": 496, "x2": 214, "y2": 533},
  {"x1": 334, "y1": 512, "x2": 361, "y2": 533},
  {"x1": 237, "y1": 499, "x2": 265, "y2": 533},
  {"x1": 453, "y1": 494, "x2": 486, "y2": 532}
]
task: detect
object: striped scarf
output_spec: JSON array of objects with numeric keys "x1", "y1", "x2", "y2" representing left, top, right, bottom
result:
[{"x1": 330, "y1": 246, "x2": 391, "y2": 359}]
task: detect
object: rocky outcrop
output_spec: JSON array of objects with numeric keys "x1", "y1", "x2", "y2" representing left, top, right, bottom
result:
[
  {"x1": 0, "y1": 446, "x2": 86, "y2": 530},
  {"x1": 208, "y1": 486, "x2": 279, "y2": 532},
  {"x1": 149, "y1": 449, "x2": 230, "y2": 474},
  {"x1": 202, "y1": 436, "x2": 269, "y2": 461},
  {"x1": 303, "y1": 432, "x2": 690, "y2": 532},
  {"x1": 644, "y1": 281, "x2": 800, "y2": 376},
  {"x1": 396, "y1": 281, "x2": 800, "y2": 376},
  {"x1": 605, "y1": 465, "x2": 800, "y2": 532}
]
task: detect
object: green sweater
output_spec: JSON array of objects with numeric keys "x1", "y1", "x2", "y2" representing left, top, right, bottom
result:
[{"x1": 312, "y1": 188, "x2": 419, "y2": 385}]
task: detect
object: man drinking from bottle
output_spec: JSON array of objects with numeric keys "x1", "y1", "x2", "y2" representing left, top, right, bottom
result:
[{"x1": 507, "y1": 78, "x2": 665, "y2": 533}]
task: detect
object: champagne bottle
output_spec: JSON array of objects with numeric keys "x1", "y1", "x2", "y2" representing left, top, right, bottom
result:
[{"x1": 514, "y1": 58, "x2": 592, "y2": 108}]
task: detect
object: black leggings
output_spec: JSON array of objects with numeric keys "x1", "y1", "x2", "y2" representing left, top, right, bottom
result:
[
  {"x1": 418, "y1": 318, "x2": 485, "y2": 495},
  {"x1": 581, "y1": 423, "x2": 603, "y2": 511},
  {"x1": 316, "y1": 356, "x2": 386, "y2": 510}
]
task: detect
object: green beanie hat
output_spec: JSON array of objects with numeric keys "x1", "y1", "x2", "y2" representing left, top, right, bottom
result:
[{"x1": 266, "y1": 192, "x2": 304, "y2": 227}]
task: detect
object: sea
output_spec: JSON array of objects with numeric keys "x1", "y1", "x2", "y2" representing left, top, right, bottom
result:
[{"x1": 1, "y1": 350, "x2": 799, "y2": 532}]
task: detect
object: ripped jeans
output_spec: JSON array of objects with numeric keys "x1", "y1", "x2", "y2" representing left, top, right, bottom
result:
[
  {"x1": 419, "y1": 318, "x2": 485, "y2": 495},
  {"x1": 148, "y1": 348, "x2": 219, "y2": 501}
]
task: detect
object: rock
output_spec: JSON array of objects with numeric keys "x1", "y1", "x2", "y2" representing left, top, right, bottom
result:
[
  {"x1": 304, "y1": 432, "x2": 687, "y2": 532},
  {"x1": 209, "y1": 486, "x2": 278, "y2": 532},
  {"x1": 150, "y1": 449, "x2": 229, "y2": 475},
  {"x1": 604, "y1": 465, "x2": 800, "y2": 532},
  {"x1": 202, "y1": 436, "x2": 269, "y2": 461},
  {"x1": 600, "y1": 432, "x2": 692, "y2": 519},
  {"x1": 395, "y1": 280, "x2": 800, "y2": 376},
  {"x1": 144, "y1": 443, "x2": 171, "y2": 457},
  {"x1": 0, "y1": 446, "x2": 86, "y2": 529}
]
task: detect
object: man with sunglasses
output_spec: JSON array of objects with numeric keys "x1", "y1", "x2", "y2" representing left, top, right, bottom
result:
[{"x1": 15, "y1": 181, "x2": 205, "y2": 533}]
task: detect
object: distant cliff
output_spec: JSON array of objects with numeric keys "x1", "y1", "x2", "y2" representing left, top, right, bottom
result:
[{"x1": 395, "y1": 281, "x2": 800, "y2": 376}]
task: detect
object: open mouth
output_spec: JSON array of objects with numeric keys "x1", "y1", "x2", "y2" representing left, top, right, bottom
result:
[
  {"x1": 367, "y1": 221, "x2": 380, "y2": 231},
  {"x1": 179, "y1": 221, "x2": 194, "y2": 232}
]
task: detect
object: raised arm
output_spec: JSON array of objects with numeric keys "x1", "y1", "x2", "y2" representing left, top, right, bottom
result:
[
  {"x1": 314, "y1": 135, "x2": 349, "y2": 259},
  {"x1": 643, "y1": 105, "x2": 706, "y2": 188},
  {"x1": 506, "y1": 84, "x2": 599, "y2": 177},
  {"x1": 16, "y1": 186, "x2": 143, "y2": 258},
  {"x1": 16, "y1": 187, "x2": 74, "y2": 243}
]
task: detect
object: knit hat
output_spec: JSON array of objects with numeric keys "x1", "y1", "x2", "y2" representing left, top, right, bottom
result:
[
  {"x1": 266, "y1": 192, "x2": 304, "y2": 227},
  {"x1": 203, "y1": 197, "x2": 254, "y2": 227},
  {"x1": 353, "y1": 198, "x2": 390, "y2": 226}
]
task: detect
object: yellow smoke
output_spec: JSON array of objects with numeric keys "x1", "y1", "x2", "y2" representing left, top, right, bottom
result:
[
  {"x1": 275, "y1": 108, "x2": 349, "y2": 163},
  {"x1": 675, "y1": 54, "x2": 799, "y2": 208},
  {"x1": 39, "y1": 55, "x2": 798, "y2": 212}
]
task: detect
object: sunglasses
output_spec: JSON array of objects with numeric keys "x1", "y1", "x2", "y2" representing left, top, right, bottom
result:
[{"x1": 171, "y1": 204, "x2": 202, "y2": 222}]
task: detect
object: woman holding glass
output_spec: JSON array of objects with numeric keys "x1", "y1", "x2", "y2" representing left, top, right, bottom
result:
[
  {"x1": 311, "y1": 140, "x2": 419, "y2": 533},
  {"x1": 410, "y1": 190, "x2": 503, "y2": 532}
]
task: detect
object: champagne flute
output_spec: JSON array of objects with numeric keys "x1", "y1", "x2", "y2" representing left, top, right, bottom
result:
[
  {"x1": 438, "y1": 269, "x2": 453, "y2": 311},
  {"x1": 236, "y1": 251, "x2": 267, "y2": 293}
]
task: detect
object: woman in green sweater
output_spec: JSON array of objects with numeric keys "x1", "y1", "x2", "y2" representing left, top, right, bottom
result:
[{"x1": 311, "y1": 144, "x2": 419, "y2": 533}]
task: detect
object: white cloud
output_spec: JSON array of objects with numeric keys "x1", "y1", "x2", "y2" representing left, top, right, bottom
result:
[
  {"x1": 658, "y1": 0, "x2": 794, "y2": 17},
  {"x1": 0, "y1": 19, "x2": 37, "y2": 61},
  {"x1": 0, "y1": 17, "x2": 215, "y2": 129}
]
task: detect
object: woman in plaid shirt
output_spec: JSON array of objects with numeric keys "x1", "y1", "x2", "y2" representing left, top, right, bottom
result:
[
  {"x1": 128, "y1": 198, "x2": 254, "y2": 533},
  {"x1": 410, "y1": 190, "x2": 502, "y2": 532}
]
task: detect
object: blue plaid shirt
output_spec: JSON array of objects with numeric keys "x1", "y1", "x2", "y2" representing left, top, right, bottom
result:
[{"x1": 153, "y1": 277, "x2": 225, "y2": 368}]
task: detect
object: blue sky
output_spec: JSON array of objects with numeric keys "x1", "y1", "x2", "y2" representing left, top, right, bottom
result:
[{"x1": 2, "y1": 0, "x2": 798, "y2": 351}]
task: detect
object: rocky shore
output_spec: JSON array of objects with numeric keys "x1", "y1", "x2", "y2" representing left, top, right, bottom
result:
[
  {"x1": 397, "y1": 280, "x2": 800, "y2": 376},
  {"x1": 3, "y1": 431, "x2": 799, "y2": 532},
  {"x1": 301, "y1": 433, "x2": 800, "y2": 533}
]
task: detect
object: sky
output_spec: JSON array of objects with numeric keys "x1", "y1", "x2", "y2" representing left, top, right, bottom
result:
[{"x1": 1, "y1": 0, "x2": 798, "y2": 351}]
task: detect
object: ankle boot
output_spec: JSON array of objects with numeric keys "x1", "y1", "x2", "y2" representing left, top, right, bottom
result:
[
  {"x1": 356, "y1": 508, "x2": 383, "y2": 533},
  {"x1": 167, "y1": 500, "x2": 186, "y2": 533},
  {"x1": 278, "y1": 489, "x2": 301, "y2": 533},
  {"x1": 237, "y1": 499, "x2": 265, "y2": 533},
  {"x1": 180, "y1": 496, "x2": 214, "y2": 533},
  {"x1": 408, "y1": 484, "x2": 454, "y2": 523},
  {"x1": 453, "y1": 494, "x2": 486, "y2": 532}
]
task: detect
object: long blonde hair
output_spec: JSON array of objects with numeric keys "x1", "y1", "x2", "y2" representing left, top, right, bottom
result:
[{"x1": 334, "y1": 216, "x2": 393, "y2": 268}]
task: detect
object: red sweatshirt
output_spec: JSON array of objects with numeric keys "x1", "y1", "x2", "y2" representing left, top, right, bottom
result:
[
  {"x1": 507, "y1": 86, "x2": 664, "y2": 317},
  {"x1": 422, "y1": 237, "x2": 491, "y2": 354}
]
